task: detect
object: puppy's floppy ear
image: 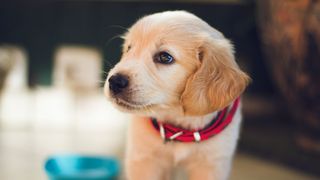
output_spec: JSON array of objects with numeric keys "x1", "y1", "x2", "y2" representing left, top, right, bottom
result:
[{"x1": 181, "y1": 35, "x2": 250, "y2": 116}]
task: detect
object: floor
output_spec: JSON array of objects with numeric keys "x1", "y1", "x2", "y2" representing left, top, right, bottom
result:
[
  {"x1": 0, "y1": 130, "x2": 318, "y2": 180},
  {"x1": 0, "y1": 89, "x2": 319, "y2": 180}
]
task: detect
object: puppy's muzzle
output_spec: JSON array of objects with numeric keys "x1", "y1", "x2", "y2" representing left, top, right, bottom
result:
[{"x1": 108, "y1": 73, "x2": 129, "y2": 95}]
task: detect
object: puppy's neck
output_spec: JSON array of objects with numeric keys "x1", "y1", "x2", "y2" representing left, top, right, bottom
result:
[{"x1": 152, "y1": 108, "x2": 218, "y2": 130}]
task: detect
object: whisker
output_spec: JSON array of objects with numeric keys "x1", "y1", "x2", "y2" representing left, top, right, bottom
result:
[
  {"x1": 104, "y1": 34, "x2": 124, "y2": 47},
  {"x1": 103, "y1": 58, "x2": 115, "y2": 69},
  {"x1": 97, "y1": 80, "x2": 106, "y2": 84},
  {"x1": 100, "y1": 69, "x2": 110, "y2": 75},
  {"x1": 106, "y1": 25, "x2": 128, "y2": 32}
]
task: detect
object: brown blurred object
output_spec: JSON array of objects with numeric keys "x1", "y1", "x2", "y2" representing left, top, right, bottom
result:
[
  {"x1": 0, "y1": 47, "x2": 14, "y2": 94},
  {"x1": 257, "y1": 0, "x2": 320, "y2": 154}
]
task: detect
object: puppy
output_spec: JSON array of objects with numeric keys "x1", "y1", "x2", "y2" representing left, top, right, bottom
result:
[{"x1": 104, "y1": 11, "x2": 250, "y2": 180}]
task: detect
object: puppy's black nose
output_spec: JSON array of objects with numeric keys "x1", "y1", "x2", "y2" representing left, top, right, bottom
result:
[{"x1": 108, "y1": 74, "x2": 129, "y2": 94}]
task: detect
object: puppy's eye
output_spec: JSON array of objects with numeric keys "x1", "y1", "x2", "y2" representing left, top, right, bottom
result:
[
  {"x1": 127, "y1": 45, "x2": 131, "y2": 52},
  {"x1": 154, "y1": 51, "x2": 174, "y2": 64}
]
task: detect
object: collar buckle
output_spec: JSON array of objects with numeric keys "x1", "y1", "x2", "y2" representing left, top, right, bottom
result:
[
  {"x1": 159, "y1": 123, "x2": 184, "y2": 143},
  {"x1": 193, "y1": 132, "x2": 201, "y2": 142}
]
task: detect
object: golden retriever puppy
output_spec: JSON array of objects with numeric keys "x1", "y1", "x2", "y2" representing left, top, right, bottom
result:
[{"x1": 104, "y1": 11, "x2": 250, "y2": 180}]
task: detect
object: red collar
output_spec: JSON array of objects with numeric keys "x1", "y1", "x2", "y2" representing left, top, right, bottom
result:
[{"x1": 151, "y1": 97, "x2": 240, "y2": 143}]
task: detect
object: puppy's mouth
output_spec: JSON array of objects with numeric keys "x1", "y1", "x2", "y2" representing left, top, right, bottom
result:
[{"x1": 114, "y1": 98, "x2": 154, "y2": 111}]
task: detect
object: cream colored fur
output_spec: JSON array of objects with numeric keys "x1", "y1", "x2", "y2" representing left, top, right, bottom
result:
[{"x1": 104, "y1": 11, "x2": 250, "y2": 180}]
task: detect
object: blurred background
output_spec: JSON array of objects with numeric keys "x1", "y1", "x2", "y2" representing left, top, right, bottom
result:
[{"x1": 0, "y1": 0, "x2": 320, "y2": 179}]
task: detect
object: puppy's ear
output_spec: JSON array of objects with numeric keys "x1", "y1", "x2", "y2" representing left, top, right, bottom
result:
[{"x1": 181, "y1": 36, "x2": 250, "y2": 116}]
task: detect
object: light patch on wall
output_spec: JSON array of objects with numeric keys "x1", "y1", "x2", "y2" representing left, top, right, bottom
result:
[{"x1": 53, "y1": 45, "x2": 103, "y2": 94}]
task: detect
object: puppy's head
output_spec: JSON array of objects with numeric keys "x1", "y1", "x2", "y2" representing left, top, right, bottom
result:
[{"x1": 104, "y1": 11, "x2": 250, "y2": 116}]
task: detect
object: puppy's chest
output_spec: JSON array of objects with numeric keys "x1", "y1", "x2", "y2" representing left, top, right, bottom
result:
[
  {"x1": 169, "y1": 141, "x2": 211, "y2": 164},
  {"x1": 171, "y1": 143, "x2": 192, "y2": 163}
]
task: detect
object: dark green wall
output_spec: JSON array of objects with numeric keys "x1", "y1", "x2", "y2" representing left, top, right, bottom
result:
[{"x1": 0, "y1": 1, "x2": 271, "y2": 94}]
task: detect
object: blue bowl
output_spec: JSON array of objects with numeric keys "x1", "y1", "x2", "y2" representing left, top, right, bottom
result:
[{"x1": 44, "y1": 155, "x2": 120, "y2": 180}]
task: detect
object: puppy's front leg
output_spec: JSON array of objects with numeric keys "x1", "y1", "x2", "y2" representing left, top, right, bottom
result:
[
  {"x1": 126, "y1": 157, "x2": 171, "y2": 180},
  {"x1": 125, "y1": 118, "x2": 171, "y2": 180},
  {"x1": 187, "y1": 158, "x2": 232, "y2": 180}
]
